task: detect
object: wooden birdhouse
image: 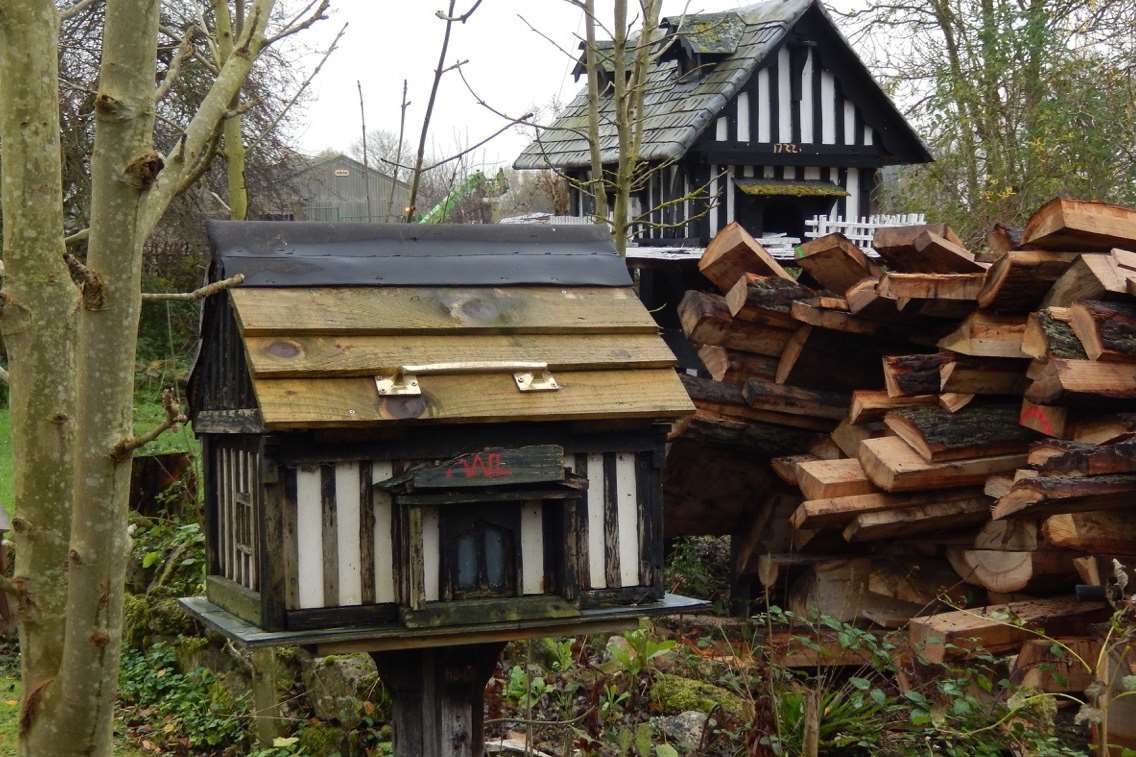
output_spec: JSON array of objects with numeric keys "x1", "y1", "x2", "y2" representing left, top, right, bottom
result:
[{"x1": 180, "y1": 222, "x2": 701, "y2": 647}]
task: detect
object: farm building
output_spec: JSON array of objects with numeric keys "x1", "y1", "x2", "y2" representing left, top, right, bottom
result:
[
  {"x1": 514, "y1": 0, "x2": 931, "y2": 245},
  {"x1": 271, "y1": 152, "x2": 409, "y2": 224}
]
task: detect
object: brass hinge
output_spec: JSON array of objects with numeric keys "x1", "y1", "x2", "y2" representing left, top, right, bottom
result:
[{"x1": 375, "y1": 361, "x2": 560, "y2": 397}]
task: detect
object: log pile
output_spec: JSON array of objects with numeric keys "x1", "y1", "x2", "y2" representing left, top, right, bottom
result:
[{"x1": 667, "y1": 197, "x2": 1136, "y2": 669}]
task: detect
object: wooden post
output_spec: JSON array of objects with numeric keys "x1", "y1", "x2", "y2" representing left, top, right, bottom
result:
[{"x1": 371, "y1": 642, "x2": 505, "y2": 757}]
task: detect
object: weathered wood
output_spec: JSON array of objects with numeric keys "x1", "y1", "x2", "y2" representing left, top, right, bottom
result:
[
  {"x1": 973, "y1": 519, "x2": 1039, "y2": 550},
  {"x1": 859, "y1": 436, "x2": 1028, "y2": 492},
  {"x1": 680, "y1": 374, "x2": 836, "y2": 431},
  {"x1": 1068, "y1": 299, "x2": 1136, "y2": 362},
  {"x1": 193, "y1": 409, "x2": 265, "y2": 434},
  {"x1": 845, "y1": 278, "x2": 899, "y2": 319},
  {"x1": 1012, "y1": 637, "x2": 1099, "y2": 693},
  {"x1": 1022, "y1": 197, "x2": 1136, "y2": 250},
  {"x1": 788, "y1": 558, "x2": 872, "y2": 623},
  {"x1": 253, "y1": 369, "x2": 694, "y2": 428},
  {"x1": 848, "y1": 389, "x2": 937, "y2": 424},
  {"x1": 789, "y1": 300, "x2": 885, "y2": 335},
  {"x1": 724, "y1": 273, "x2": 813, "y2": 327},
  {"x1": 260, "y1": 456, "x2": 287, "y2": 629},
  {"x1": 232, "y1": 287, "x2": 659, "y2": 336},
  {"x1": 882, "y1": 404, "x2": 1037, "y2": 462},
  {"x1": 992, "y1": 473, "x2": 1136, "y2": 519},
  {"x1": 1042, "y1": 511, "x2": 1136, "y2": 555},
  {"x1": 244, "y1": 333, "x2": 678, "y2": 377},
  {"x1": 1041, "y1": 253, "x2": 1128, "y2": 307},
  {"x1": 602, "y1": 453, "x2": 620, "y2": 589},
  {"x1": 696, "y1": 345, "x2": 778, "y2": 383},
  {"x1": 872, "y1": 224, "x2": 965, "y2": 270},
  {"x1": 771, "y1": 454, "x2": 818, "y2": 486},
  {"x1": 678, "y1": 290, "x2": 794, "y2": 355},
  {"x1": 909, "y1": 597, "x2": 1109, "y2": 663},
  {"x1": 937, "y1": 312, "x2": 1027, "y2": 358},
  {"x1": 796, "y1": 458, "x2": 877, "y2": 500},
  {"x1": 984, "y1": 473, "x2": 1015, "y2": 500},
  {"x1": 908, "y1": 230, "x2": 985, "y2": 273},
  {"x1": 663, "y1": 439, "x2": 773, "y2": 536},
  {"x1": 320, "y1": 465, "x2": 338, "y2": 606},
  {"x1": 698, "y1": 221, "x2": 794, "y2": 290},
  {"x1": 939, "y1": 392, "x2": 975, "y2": 413},
  {"x1": 206, "y1": 575, "x2": 262, "y2": 626},
  {"x1": 796, "y1": 233, "x2": 877, "y2": 292},
  {"x1": 882, "y1": 353, "x2": 952, "y2": 397},
  {"x1": 976, "y1": 250, "x2": 1080, "y2": 312},
  {"x1": 986, "y1": 223, "x2": 1022, "y2": 257},
  {"x1": 946, "y1": 549, "x2": 1076, "y2": 594},
  {"x1": 1029, "y1": 438, "x2": 1136, "y2": 477},
  {"x1": 1024, "y1": 359, "x2": 1136, "y2": 405},
  {"x1": 775, "y1": 325, "x2": 886, "y2": 391},
  {"x1": 939, "y1": 357, "x2": 1030, "y2": 395},
  {"x1": 1022, "y1": 307, "x2": 1086, "y2": 360},
  {"x1": 670, "y1": 410, "x2": 821, "y2": 456},
  {"x1": 830, "y1": 419, "x2": 886, "y2": 457},
  {"x1": 843, "y1": 497, "x2": 991, "y2": 542},
  {"x1": 789, "y1": 488, "x2": 986, "y2": 530},
  {"x1": 408, "y1": 445, "x2": 565, "y2": 489},
  {"x1": 743, "y1": 376, "x2": 849, "y2": 420},
  {"x1": 877, "y1": 272, "x2": 986, "y2": 301}
]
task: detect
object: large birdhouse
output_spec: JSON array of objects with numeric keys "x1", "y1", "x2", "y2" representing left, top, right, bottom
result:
[{"x1": 179, "y1": 222, "x2": 700, "y2": 648}]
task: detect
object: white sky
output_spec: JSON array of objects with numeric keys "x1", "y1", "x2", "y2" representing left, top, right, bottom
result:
[{"x1": 290, "y1": 0, "x2": 859, "y2": 171}]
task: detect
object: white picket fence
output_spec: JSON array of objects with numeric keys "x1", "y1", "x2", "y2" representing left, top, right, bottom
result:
[{"x1": 804, "y1": 213, "x2": 927, "y2": 252}]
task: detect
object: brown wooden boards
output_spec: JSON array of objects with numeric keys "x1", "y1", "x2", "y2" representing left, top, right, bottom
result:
[
  {"x1": 679, "y1": 374, "x2": 835, "y2": 431},
  {"x1": 253, "y1": 369, "x2": 694, "y2": 428},
  {"x1": 1022, "y1": 197, "x2": 1136, "y2": 250},
  {"x1": 696, "y1": 345, "x2": 778, "y2": 383},
  {"x1": 882, "y1": 405, "x2": 1036, "y2": 462},
  {"x1": 775, "y1": 326, "x2": 886, "y2": 390},
  {"x1": 908, "y1": 231, "x2": 985, "y2": 274},
  {"x1": 1029, "y1": 438, "x2": 1136, "y2": 477},
  {"x1": 1042, "y1": 511, "x2": 1136, "y2": 555},
  {"x1": 796, "y1": 233, "x2": 876, "y2": 292},
  {"x1": 858, "y1": 436, "x2": 1028, "y2": 492},
  {"x1": 872, "y1": 224, "x2": 965, "y2": 270},
  {"x1": 882, "y1": 353, "x2": 952, "y2": 397},
  {"x1": 843, "y1": 498, "x2": 991, "y2": 542},
  {"x1": 232, "y1": 287, "x2": 659, "y2": 336},
  {"x1": 1041, "y1": 253, "x2": 1128, "y2": 307},
  {"x1": 245, "y1": 334, "x2": 677, "y2": 377},
  {"x1": 789, "y1": 488, "x2": 987, "y2": 530},
  {"x1": 743, "y1": 377, "x2": 849, "y2": 420},
  {"x1": 724, "y1": 274, "x2": 812, "y2": 327},
  {"x1": 796, "y1": 458, "x2": 877, "y2": 500},
  {"x1": 939, "y1": 357, "x2": 1030, "y2": 395},
  {"x1": 976, "y1": 250, "x2": 1080, "y2": 311},
  {"x1": 848, "y1": 390, "x2": 937, "y2": 424},
  {"x1": 1022, "y1": 308, "x2": 1086, "y2": 360},
  {"x1": 909, "y1": 597, "x2": 1108, "y2": 662},
  {"x1": 992, "y1": 474, "x2": 1136, "y2": 519},
  {"x1": 699, "y1": 222, "x2": 793, "y2": 290},
  {"x1": 679, "y1": 290, "x2": 794, "y2": 356},
  {"x1": 937, "y1": 312, "x2": 1027, "y2": 358},
  {"x1": 1024, "y1": 359, "x2": 1136, "y2": 404},
  {"x1": 830, "y1": 419, "x2": 886, "y2": 457},
  {"x1": 877, "y1": 272, "x2": 986, "y2": 301},
  {"x1": 1068, "y1": 299, "x2": 1136, "y2": 362}
]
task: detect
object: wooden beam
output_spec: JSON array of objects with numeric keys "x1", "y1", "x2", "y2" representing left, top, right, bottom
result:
[
  {"x1": 1024, "y1": 359, "x2": 1136, "y2": 405},
  {"x1": 877, "y1": 272, "x2": 986, "y2": 302},
  {"x1": 882, "y1": 353, "x2": 952, "y2": 397},
  {"x1": 796, "y1": 458, "x2": 877, "y2": 500},
  {"x1": 1042, "y1": 511, "x2": 1136, "y2": 555},
  {"x1": 743, "y1": 376, "x2": 849, "y2": 420},
  {"x1": 907, "y1": 230, "x2": 986, "y2": 273},
  {"x1": 992, "y1": 473, "x2": 1136, "y2": 519},
  {"x1": 696, "y1": 345, "x2": 778, "y2": 383},
  {"x1": 937, "y1": 311, "x2": 1027, "y2": 358},
  {"x1": 1028, "y1": 438, "x2": 1136, "y2": 477},
  {"x1": 699, "y1": 222, "x2": 793, "y2": 291},
  {"x1": 724, "y1": 273, "x2": 813, "y2": 328},
  {"x1": 845, "y1": 278, "x2": 899, "y2": 319},
  {"x1": 830, "y1": 419, "x2": 886, "y2": 457},
  {"x1": 796, "y1": 233, "x2": 877, "y2": 292},
  {"x1": 790, "y1": 488, "x2": 986, "y2": 530},
  {"x1": 872, "y1": 224, "x2": 965, "y2": 271},
  {"x1": 843, "y1": 497, "x2": 991, "y2": 542},
  {"x1": 1022, "y1": 197, "x2": 1136, "y2": 250},
  {"x1": 1041, "y1": 253, "x2": 1127, "y2": 307},
  {"x1": 678, "y1": 290, "x2": 794, "y2": 356},
  {"x1": 858, "y1": 436, "x2": 1027, "y2": 492},
  {"x1": 976, "y1": 250, "x2": 1080, "y2": 312},
  {"x1": 679, "y1": 374, "x2": 836, "y2": 431},
  {"x1": 939, "y1": 357, "x2": 1029, "y2": 395},
  {"x1": 1068, "y1": 299, "x2": 1136, "y2": 362},
  {"x1": 882, "y1": 404, "x2": 1037, "y2": 462},
  {"x1": 849, "y1": 389, "x2": 937, "y2": 424}
]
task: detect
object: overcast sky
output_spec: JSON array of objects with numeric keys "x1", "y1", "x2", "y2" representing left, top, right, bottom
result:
[{"x1": 290, "y1": 0, "x2": 853, "y2": 171}]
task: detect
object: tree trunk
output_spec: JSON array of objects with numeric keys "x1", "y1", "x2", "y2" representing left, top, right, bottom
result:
[
  {"x1": 215, "y1": 0, "x2": 249, "y2": 220},
  {"x1": 0, "y1": 4, "x2": 80, "y2": 755},
  {"x1": 582, "y1": 0, "x2": 608, "y2": 223}
]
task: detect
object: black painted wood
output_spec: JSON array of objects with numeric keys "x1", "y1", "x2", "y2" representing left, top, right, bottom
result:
[
  {"x1": 259, "y1": 447, "x2": 287, "y2": 630},
  {"x1": 574, "y1": 453, "x2": 591, "y2": 590},
  {"x1": 320, "y1": 463, "x2": 338, "y2": 605},
  {"x1": 287, "y1": 602, "x2": 399, "y2": 630},
  {"x1": 602, "y1": 453, "x2": 620, "y2": 589},
  {"x1": 360, "y1": 460, "x2": 376, "y2": 604}
]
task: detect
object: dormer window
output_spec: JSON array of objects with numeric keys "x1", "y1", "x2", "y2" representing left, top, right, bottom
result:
[{"x1": 657, "y1": 11, "x2": 744, "y2": 81}]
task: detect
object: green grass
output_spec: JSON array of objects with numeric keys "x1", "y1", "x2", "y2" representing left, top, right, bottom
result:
[
  {"x1": 0, "y1": 393, "x2": 199, "y2": 518},
  {"x1": 0, "y1": 676, "x2": 18, "y2": 757}
]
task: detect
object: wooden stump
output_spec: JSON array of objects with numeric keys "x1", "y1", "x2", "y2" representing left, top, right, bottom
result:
[{"x1": 371, "y1": 642, "x2": 505, "y2": 757}]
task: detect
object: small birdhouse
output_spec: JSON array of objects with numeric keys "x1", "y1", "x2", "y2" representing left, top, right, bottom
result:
[{"x1": 180, "y1": 222, "x2": 700, "y2": 646}]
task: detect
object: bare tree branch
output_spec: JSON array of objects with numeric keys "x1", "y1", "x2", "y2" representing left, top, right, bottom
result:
[
  {"x1": 264, "y1": 0, "x2": 330, "y2": 47},
  {"x1": 156, "y1": 25, "x2": 199, "y2": 101},
  {"x1": 436, "y1": 0, "x2": 483, "y2": 22},
  {"x1": 141, "y1": 273, "x2": 245, "y2": 302},
  {"x1": 110, "y1": 390, "x2": 187, "y2": 463},
  {"x1": 59, "y1": 0, "x2": 103, "y2": 20}
]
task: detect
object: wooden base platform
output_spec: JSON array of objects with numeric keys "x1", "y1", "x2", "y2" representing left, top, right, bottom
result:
[{"x1": 179, "y1": 593, "x2": 708, "y2": 655}]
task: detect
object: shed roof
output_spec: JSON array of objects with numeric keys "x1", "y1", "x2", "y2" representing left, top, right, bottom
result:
[
  {"x1": 514, "y1": 0, "x2": 931, "y2": 170},
  {"x1": 195, "y1": 222, "x2": 692, "y2": 430}
]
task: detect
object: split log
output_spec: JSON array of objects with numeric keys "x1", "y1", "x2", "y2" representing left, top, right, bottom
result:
[
  {"x1": 670, "y1": 410, "x2": 830, "y2": 457},
  {"x1": 830, "y1": 419, "x2": 886, "y2": 457},
  {"x1": 946, "y1": 548, "x2": 1076, "y2": 594},
  {"x1": 984, "y1": 474, "x2": 1015, "y2": 499},
  {"x1": 789, "y1": 488, "x2": 986, "y2": 531},
  {"x1": 1022, "y1": 197, "x2": 1136, "y2": 251},
  {"x1": 976, "y1": 250, "x2": 1080, "y2": 312},
  {"x1": 697, "y1": 345, "x2": 778, "y2": 383},
  {"x1": 788, "y1": 558, "x2": 872, "y2": 623},
  {"x1": 724, "y1": 273, "x2": 813, "y2": 328},
  {"x1": 734, "y1": 491, "x2": 801, "y2": 582},
  {"x1": 939, "y1": 393, "x2": 975, "y2": 413},
  {"x1": 796, "y1": 458, "x2": 877, "y2": 500},
  {"x1": 973, "y1": 519, "x2": 1039, "y2": 551},
  {"x1": 845, "y1": 278, "x2": 899, "y2": 319},
  {"x1": 1024, "y1": 358, "x2": 1136, "y2": 405},
  {"x1": 859, "y1": 436, "x2": 1027, "y2": 492},
  {"x1": 1022, "y1": 307, "x2": 1086, "y2": 360},
  {"x1": 679, "y1": 374, "x2": 836, "y2": 431},
  {"x1": 1028, "y1": 438, "x2": 1136, "y2": 477},
  {"x1": 992, "y1": 473, "x2": 1136, "y2": 519},
  {"x1": 911, "y1": 598, "x2": 1109, "y2": 663},
  {"x1": 906, "y1": 231, "x2": 985, "y2": 273},
  {"x1": 741, "y1": 376, "x2": 850, "y2": 421},
  {"x1": 940, "y1": 357, "x2": 1030, "y2": 395},
  {"x1": 789, "y1": 300, "x2": 883, "y2": 335},
  {"x1": 848, "y1": 389, "x2": 938, "y2": 424},
  {"x1": 771, "y1": 454, "x2": 818, "y2": 486},
  {"x1": 1012, "y1": 637, "x2": 1099, "y2": 693},
  {"x1": 1068, "y1": 299, "x2": 1136, "y2": 362},
  {"x1": 882, "y1": 352, "x2": 952, "y2": 397},
  {"x1": 796, "y1": 233, "x2": 877, "y2": 292},
  {"x1": 937, "y1": 311, "x2": 1027, "y2": 358},
  {"x1": 882, "y1": 404, "x2": 1037, "y2": 462},
  {"x1": 775, "y1": 325, "x2": 887, "y2": 390},
  {"x1": 1018, "y1": 399, "x2": 1072, "y2": 439},
  {"x1": 699, "y1": 222, "x2": 793, "y2": 290},
  {"x1": 877, "y1": 272, "x2": 986, "y2": 301},
  {"x1": 1041, "y1": 253, "x2": 1128, "y2": 307},
  {"x1": 1042, "y1": 511, "x2": 1136, "y2": 555},
  {"x1": 678, "y1": 290, "x2": 794, "y2": 356},
  {"x1": 843, "y1": 497, "x2": 991, "y2": 542},
  {"x1": 1069, "y1": 413, "x2": 1136, "y2": 444},
  {"x1": 869, "y1": 557, "x2": 982, "y2": 608},
  {"x1": 872, "y1": 224, "x2": 965, "y2": 270}
]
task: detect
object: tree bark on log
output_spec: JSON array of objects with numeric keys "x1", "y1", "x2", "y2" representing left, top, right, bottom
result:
[
  {"x1": 882, "y1": 353, "x2": 952, "y2": 397},
  {"x1": 1068, "y1": 299, "x2": 1136, "y2": 362}
]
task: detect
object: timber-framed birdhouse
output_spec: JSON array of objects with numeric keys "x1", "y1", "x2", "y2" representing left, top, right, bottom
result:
[{"x1": 180, "y1": 222, "x2": 700, "y2": 646}]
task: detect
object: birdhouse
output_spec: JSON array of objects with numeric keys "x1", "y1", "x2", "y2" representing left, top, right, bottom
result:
[{"x1": 180, "y1": 222, "x2": 701, "y2": 645}]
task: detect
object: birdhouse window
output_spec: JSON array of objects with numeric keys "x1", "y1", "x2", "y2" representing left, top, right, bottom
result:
[{"x1": 451, "y1": 520, "x2": 515, "y2": 598}]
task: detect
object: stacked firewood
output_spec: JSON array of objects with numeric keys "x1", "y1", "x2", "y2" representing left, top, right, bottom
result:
[{"x1": 667, "y1": 197, "x2": 1136, "y2": 678}]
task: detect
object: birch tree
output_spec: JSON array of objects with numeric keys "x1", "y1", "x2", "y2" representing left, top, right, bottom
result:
[{"x1": 0, "y1": 1, "x2": 325, "y2": 754}]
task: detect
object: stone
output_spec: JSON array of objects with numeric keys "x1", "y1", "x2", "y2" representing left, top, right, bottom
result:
[
  {"x1": 651, "y1": 710, "x2": 710, "y2": 753},
  {"x1": 649, "y1": 672, "x2": 749, "y2": 721},
  {"x1": 300, "y1": 653, "x2": 381, "y2": 730}
]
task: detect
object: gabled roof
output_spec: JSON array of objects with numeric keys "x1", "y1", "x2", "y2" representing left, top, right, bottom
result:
[
  {"x1": 295, "y1": 152, "x2": 409, "y2": 189},
  {"x1": 515, "y1": 0, "x2": 930, "y2": 170}
]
